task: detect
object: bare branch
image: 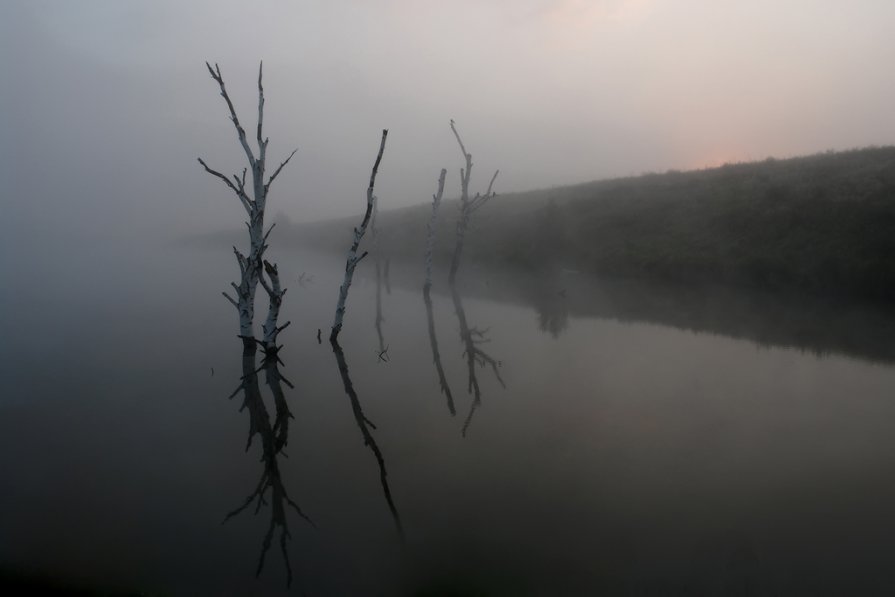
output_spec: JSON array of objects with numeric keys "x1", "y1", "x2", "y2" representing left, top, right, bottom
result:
[
  {"x1": 264, "y1": 148, "x2": 298, "y2": 193},
  {"x1": 222, "y1": 291, "x2": 239, "y2": 308},
  {"x1": 259, "y1": 273, "x2": 273, "y2": 296},
  {"x1": 197, "y1": 157, "x2": 238, "y2": 192},
  {"x1": 485, "y1": 169, "x2": 500, "y2": 196},
  {"x1": 231, "y1": 168, "x2": 248, "y2": 191},
  {"x1": 232, "y1": 246, "x2": 247, "y2": 276},
  {"x1": 450, "y1": 119, "x2": 469, "y2": 161},
  {"x1": 256, "y1": 61, "x2": 265, "y2": 156},
  {"x1": 469, "y1": 197, "x2": 489, "y2": 214},
  {"x1": 263, "y1": 222, "x2": 276, "y2": 243},
  {"x1": 368, "y1": 130, "x2": 389, "y2": 194},
  {"x1": 448, "y1": 120, "x2": 500, "y2": 282},
  {"x1": 204, "y1": 61, "x2": 256, "y2": 167},
  {"x1": 198, "y1": 158, "x2": 252, "y2": 215},
  {"x1": 469, "y1": 170, "x2": 500, "y2": 213}
]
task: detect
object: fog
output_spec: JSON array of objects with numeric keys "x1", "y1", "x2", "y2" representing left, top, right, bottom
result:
[
  {"x1": 3, "y1": 0, "x2": 895, "y2": 255},
  {"x1": 5, "y1": 3, "x2": 895, "y2": 592}
]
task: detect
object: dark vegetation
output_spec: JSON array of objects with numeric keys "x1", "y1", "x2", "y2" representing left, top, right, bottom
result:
[{"x1": 277, "y1": 146, "x2": 895, "y2": 302}]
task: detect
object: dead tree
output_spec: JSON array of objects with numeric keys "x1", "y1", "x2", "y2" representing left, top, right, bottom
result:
[
  {"x1": 424, "y1": 169, "x2": 448, "y2": 291},
  {"x1": 198, "y1": 61, "x2": 297, "y2": 353},
  {"x1": 450, "y1": 285, "x2": 505, "y2": 437},
  {"x1": 330, "y1": 129, "x2": 388, "y2": 342},
  {"x1": 448, "y1": 121, "x2": 499, "y2": 285}
]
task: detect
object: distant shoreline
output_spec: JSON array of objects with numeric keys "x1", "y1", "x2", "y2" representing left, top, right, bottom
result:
[{"x1": 197, "y1": 146, "x2": 895, "y2": 303}]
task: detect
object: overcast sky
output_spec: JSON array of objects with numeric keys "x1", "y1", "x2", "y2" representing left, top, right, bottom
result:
[{"x1": 2, "y1": 0, "x2": 895, "y2": 248}]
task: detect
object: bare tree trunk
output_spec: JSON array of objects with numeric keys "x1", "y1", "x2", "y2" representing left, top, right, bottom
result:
[
  {"x1": 222, "y1": 246, "x2": 264, "y2": 350},
  {"x1": 260, "y1": 260, "x2": 290, "y2": 355},
  {"x1": 198, "y1": 62, "x2": 297, "y2": 352},
  {"x1": 447, "y1": 121, "x2": 498, "y2": 285},
  {"x1": 424, "y1": 169, "x2": 448, "y2": 291},
  {"x1": 330, "y1": 129, "x2": 389, "y2": 342}
]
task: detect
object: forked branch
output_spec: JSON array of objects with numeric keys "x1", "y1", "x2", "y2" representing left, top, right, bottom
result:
[{"x1": 205, "y1": 61, "x2": 256, "y2": 167}]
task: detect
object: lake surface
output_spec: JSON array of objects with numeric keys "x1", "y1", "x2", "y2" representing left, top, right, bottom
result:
[{"x1": 4, "y1": 243, "x2": 895, "y2": 595}]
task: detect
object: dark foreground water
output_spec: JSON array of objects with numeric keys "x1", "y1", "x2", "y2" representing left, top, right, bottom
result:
[{"x1": 4, "y1": 244, "x2": 895, "y2": 596}]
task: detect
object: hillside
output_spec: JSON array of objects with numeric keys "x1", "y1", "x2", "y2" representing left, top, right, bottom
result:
[{"x1": 272, "y1": 146, "x2": 895, "y2": 301}]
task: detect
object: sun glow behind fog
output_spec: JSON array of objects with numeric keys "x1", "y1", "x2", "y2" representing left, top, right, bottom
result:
[
  {"x1": 538, "y1": 0, "x2": 655, "y2": 28},
  {"x1": 4, "y1": 0, "x2": 895, "y2": 234}
]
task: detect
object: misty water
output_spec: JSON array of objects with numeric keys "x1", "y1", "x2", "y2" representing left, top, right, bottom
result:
[{"x1": 4, "y1": 243, "x2": 895, "y2": 596}]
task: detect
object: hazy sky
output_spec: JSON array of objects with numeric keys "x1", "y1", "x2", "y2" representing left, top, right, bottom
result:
[{"x1": 2, "y1": 0, "x2": 895, "y2": 246}]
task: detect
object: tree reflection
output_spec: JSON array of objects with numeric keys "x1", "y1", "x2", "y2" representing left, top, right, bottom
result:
[
  {"x1": 375, "y1": 259, "x2": 387, "y2": 359},
  {"x1": 423, "y1": 286, "x2": 455, "y2": 415},
  {"x1": 533, "y1": 286, "x2": 569, "y2": 338},
  {"x1": 450, "y1": 285, "x2": 505, "y2": 437},
  {"x1": 329, "y1": 337, "x2": 405, "y2": 539},
  {"x1": 224, "y1": 348, "x2": 314, "y2": 587}
]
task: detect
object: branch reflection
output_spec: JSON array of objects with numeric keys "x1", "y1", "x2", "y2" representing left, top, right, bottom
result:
[
  {"x1": 224, "y1": 348, "x2": 314, "y2": 588},
  {"x1": 450, "y1": 285, "x2": 505, "y2": 437}
]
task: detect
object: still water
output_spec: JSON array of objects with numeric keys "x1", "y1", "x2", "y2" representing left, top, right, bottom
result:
[{"x1": 3, "y1": 243, "x2": 895, "y2": 595}]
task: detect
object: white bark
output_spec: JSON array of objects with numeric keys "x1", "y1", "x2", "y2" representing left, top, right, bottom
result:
[
  {"x1": 198, "y1": 62, "x2": 297, "y2": 350},
  {"x1": 221, "y1": 245, "x2": 264, "y2": 342},
  {"x1": 260, "y1": 260, "x2": 290, "y2": 353},
  {"x1": 447, "y1": 121, "x2": 499, "y2": 285},
  {"x1": 330, "y1": 129, "x2": 389, "y2": 341},
  {"x1": 424, "y1": 168, "x2": 448, "y2": 291}
]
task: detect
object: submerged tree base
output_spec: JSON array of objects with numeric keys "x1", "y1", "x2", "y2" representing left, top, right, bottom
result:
[{"x1": 239, "y1": 335, "x2": 258, "y2": 355}]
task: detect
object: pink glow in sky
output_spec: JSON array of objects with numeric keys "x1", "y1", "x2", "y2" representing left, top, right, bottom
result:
[{"x1": 3, "y1": 0, "x2": 895, "y2": 232}]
